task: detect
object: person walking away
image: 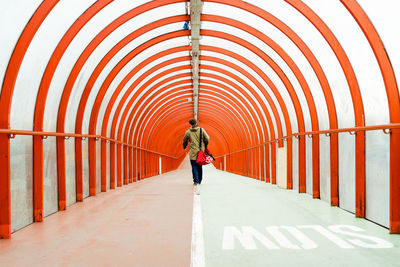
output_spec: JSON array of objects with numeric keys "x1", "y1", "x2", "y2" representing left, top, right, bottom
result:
[{"x1": 182, "y1": 118, "x2": 210, "y2": 195}]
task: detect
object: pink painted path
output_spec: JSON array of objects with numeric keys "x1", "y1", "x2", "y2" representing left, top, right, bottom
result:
[{"x1": 0, "y1": 167, "x2": 194, "y2": 267}]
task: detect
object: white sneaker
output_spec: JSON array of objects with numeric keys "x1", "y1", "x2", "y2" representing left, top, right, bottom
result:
[{"x1": 196, "y1": 184, "x2": 200, "y2": 195}]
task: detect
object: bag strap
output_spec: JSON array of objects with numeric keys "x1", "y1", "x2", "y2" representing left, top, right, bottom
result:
[{"x1": 199, "y1": 128, "x2": 203, "y2": 151}]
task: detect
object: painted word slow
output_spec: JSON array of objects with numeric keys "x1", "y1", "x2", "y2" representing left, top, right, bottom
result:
[{"x1": 222, "y1": 225, "x2": 393, "y2": 250}]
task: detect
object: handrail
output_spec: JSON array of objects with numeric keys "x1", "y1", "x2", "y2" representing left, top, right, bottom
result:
[
  {"x1": 0, "y1": 129, "x2": 177, "y2": 159},
  {"x1": 215, "y1": 123, "x2": 399, "y2": 158}
]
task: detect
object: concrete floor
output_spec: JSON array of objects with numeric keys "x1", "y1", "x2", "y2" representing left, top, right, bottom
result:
[
  {"x1": 1, "y1": 161, "x2": 400, "y2": 267},
  {"x1": 200, "y1": 166, "x2": 400, "y2": 267}
]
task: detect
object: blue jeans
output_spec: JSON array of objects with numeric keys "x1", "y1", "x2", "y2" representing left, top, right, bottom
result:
[{"x1": 190, "y1": 160, "x2": 203, "y2": 184}]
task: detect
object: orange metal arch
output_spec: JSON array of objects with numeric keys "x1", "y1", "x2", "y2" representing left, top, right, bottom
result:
[
  {"x1": 201, "y1": 14, "x2": 331, "y2": 196},
  {"x1": 206, "y1": 0, "x2": 363, "y2": 214},
  {"x1": 133, "y1": 88, "x2": 257, "y2": 152},
  {"x1": 79, "y1": 23, "x2": 324, "y2": 193},
  {"x1": 339, "y1": 0, "x2": 400, "y2": 234},
  {"x1": 136, "y1": 89, "x2": 264, "y2": 179},
  {"x1": 31, "y1": 0, "x2": 113, "y2": 220},
  {"x1": 0, "y1": 0, "x2": 59, "y2": 239},
  {"x1": 124, "y1": 80, "x2": 266, "y2": 180},
  {"x1": 126, "y1": 91, "x2": 247, "y2": 181},
  {"x1": 284, "y1": 0, "x2": 365, "y2": 216},
  {"x1": 106, "y1": 55, "x2": 267, "y2": 147},
  {"x1": 136, "y1": 98, "x2": 245, "y2": 158},
  {"x1": 154, "y1": 110, "x2": 244, "y2": 159},
  {"x1": 120, "y1": 57, "x2": 274, "y2": 160},
  {"x1": 108, "y1": 68, "x2": 192, "y2": 185},
  {"x1": 153, "y1": 108, "x2": 244, "y2": 158},
  {"x1": 141, "y1": 94, "x2": 253, "y2": 153},
  {"x1": 107, "y1": 59, "x2": 278, "y2": 182},
  {"x1": 98, "y1": 27, "x2": 324, "y2": 186},
  {"x1": 122, "y1": 66, "x2": 276, "y2": 180},
  {"x1": 129, "y1": 67, "x2": 265, "y2": 147},
  {"x1": 150, "y1": 107, "x2": 232, "y2": 158},
  {"x1": 1, "y1": 0, "x2": 397, "y2": 239},
  {"x1": 202, "y1": 0, "x2": 337, "y2": 206},
  {"x1": 139, "y1": 101, "x2": 243, "y2": 173},
  {"x1": 101, "y1": 65, "x2": 191, "y2": 189},
  {"x1": 0, "y1": 0, "x2": 189, "y2": 239},
  {"x1": 117, "y1": 62, "x2": 278, "y2": 183},
  {"x1": 201, "y1": 30, "x2": 307, "y2": 189},
  {"x1": 145, "y1": 96, "x2": 255, "y2": 154},
  {"x1": 144, "y1": 95, "x2": 250, "y2": 150},
  {"x1": 147, "y1": 111, "x2": 241, "y2": 168},
  {"x1": 57, "y1": 6, "x2": 188, "y2": 201},
  {"x1": 44, "y1": 11, "x2": 324, "y2": 204},
  {"x1": 120, "y1": 70, "x2": 270, "y2": 171},
  {"x1": 45, "y1": 3, "x2": 190, "y2": 224},
  {"x1": 84, "y1": 37, "x2": 189, "y2": 195}
]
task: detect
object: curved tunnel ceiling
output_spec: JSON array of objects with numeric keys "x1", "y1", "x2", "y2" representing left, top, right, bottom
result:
[{"x1": 1, "y1": 0, "x2": 400, "y2": 237}]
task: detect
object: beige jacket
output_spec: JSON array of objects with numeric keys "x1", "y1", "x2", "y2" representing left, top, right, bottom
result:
[{"x1": 182, "y1": 126, "x2": 210, "y2": 160}]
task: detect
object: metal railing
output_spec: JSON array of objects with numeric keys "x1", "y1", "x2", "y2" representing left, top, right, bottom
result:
[
  {"x1": 0, "y1": 129, "x2": 177, "y2": 159},
  {"x1": 215, "y1": 123, "x2": 398, "y2": 158}
]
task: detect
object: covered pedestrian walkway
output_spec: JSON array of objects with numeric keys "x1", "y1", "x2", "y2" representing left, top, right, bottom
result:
[{"x1": 1, "y1": 0, "x2": 400, "y2": 266}]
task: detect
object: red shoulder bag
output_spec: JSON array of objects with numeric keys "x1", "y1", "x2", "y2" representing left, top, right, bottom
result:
[{"x1": 196, "y1": 128, "x2": 215, "y2": 165}]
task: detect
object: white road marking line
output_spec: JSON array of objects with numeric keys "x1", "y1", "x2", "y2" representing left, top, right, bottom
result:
[{"x1": 191, "y1": 194, "x2": 205, "y2": 267}]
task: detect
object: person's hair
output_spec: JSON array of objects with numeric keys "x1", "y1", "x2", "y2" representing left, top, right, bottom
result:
[{"x1": 189, "y1": 118, "x2": 197, "y2": 126}]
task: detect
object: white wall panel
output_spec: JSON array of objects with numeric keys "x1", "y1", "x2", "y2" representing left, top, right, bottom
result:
[
  {"x1": 319, "y1": 135, "x2": 330, "y2": 203},
  {"x1": 77, "y1": 4, "x2": 185, "y2": 136},
  {"x1": 338, "y1": 133, "x2": 355, "y2": 213},
  {"x1": 277, "y1": 146, "x2": 287, "y2": 189},
  {"x1": 306, "y1": 137, "x2": 312, "y2": 195},
  {"x1": 65, "y1": 69, "x2": 91, "y2": 133},
  {"x1": 356, "y1": 0, "x2": 398, "y2": 229},
  {"x1": 366, "y1": 132, "x2": 390, "y2": 227},
  {"x1": 64, "y1": 1, "x2": 175, "y2": 135},
  {"x1": 82, "y1": 140, "x2": 89, "y2": 198},
  {"x1": 122, "y1": 146, "x2": 126, "y2": 182},
  {"x1": 0, "y1": 0, "x2": 41, "y2": 92},
  {"x1": 96, "y1": 140, "x2": 101, "y2": 193},
  {"x1": 201, "y1": 20, "x2": 311, "y2": 133},
  {"x1": 43, "y1": 137, "x2": 58, "y2": 217},
  {"x1": 10, "y1": 136, "x2": 33, "y2": 232},
  {"x1": 303, "y1": 0, "x2": 391, "y2": 220},
  {"x1": 41, "y1": 0, "x2": 95, "y2": 133},
  {"x1": 111, "y1": 144, "x2": 117, "y2": 187},
  {"x1": 65, "y1": 139, "x2": 76, "y2": 207},
  {"x1": 268, "y1": 143, "x2": 273, "y2": 181},
  {"x1": 83, "y1": 23, "x2": 186, "y2": 135},
  {"x1": 358, "y1": 0, "x2": 400, "y2": 101},
  {"x1": 292, "y1": 138, "x2": 299, "y2": 191},
  {"x1": 106, "y1": 142, "x2": 111, "y2": 190}
]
